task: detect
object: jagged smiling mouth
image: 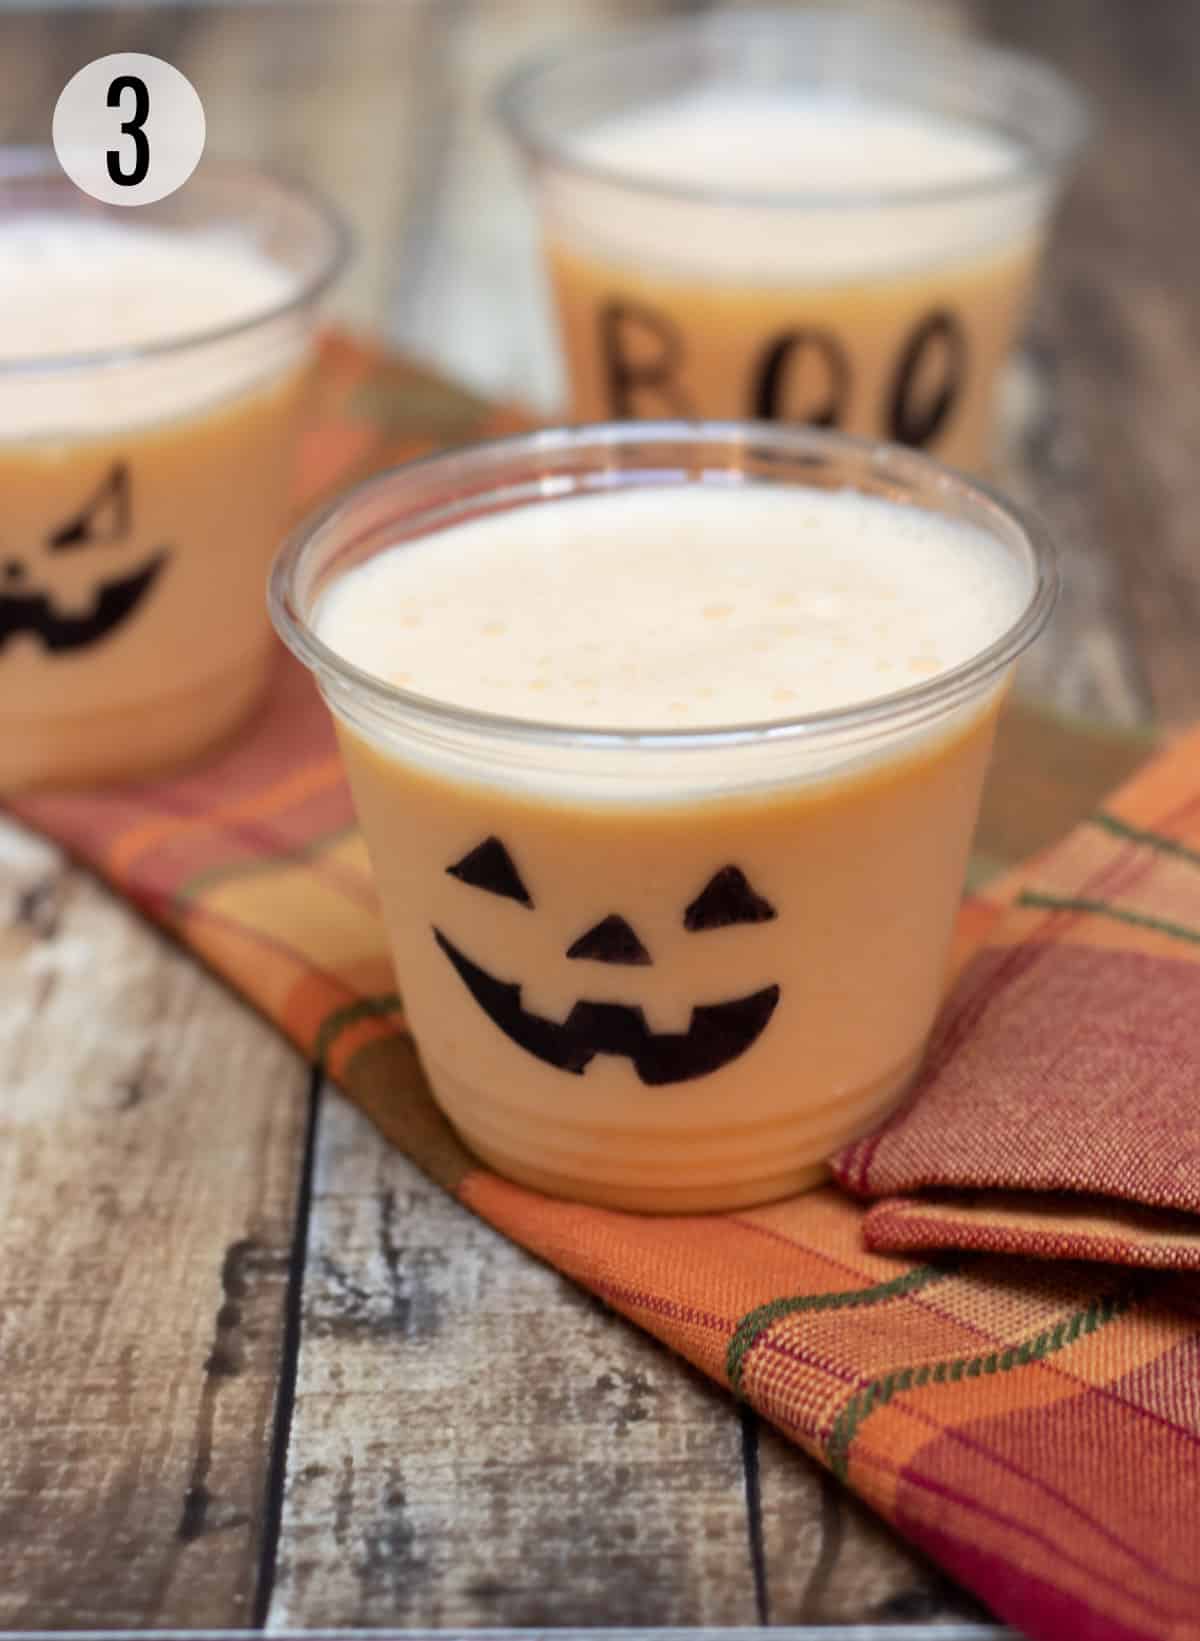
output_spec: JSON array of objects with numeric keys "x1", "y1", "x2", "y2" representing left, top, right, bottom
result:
[
  {"x1": 0, "y1": 554, "x2": 168, "y2": 653},
  {"x1": 434, "y1": 927, "x2": 780, "y2": 1086}
]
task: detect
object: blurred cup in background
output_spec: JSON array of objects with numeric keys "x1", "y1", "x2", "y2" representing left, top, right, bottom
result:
[
  {"x1": 0, "y1": 157, "x2": 347, "y2": 790},
  {"x1": 499, "y1": 8, "x2": 1087, "y2": 470}
]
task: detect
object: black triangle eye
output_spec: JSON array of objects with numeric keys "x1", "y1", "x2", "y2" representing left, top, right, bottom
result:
[
  {"x1": 567, "y1": 914, "x2": 652, "y2": 966},
  {"x1": 446, "y1": 837, "x2": 532, "y2": 906},
  {"x1": 684, "y1": 866, "x2": 777, "y2": 932},
  {"x1": 48, "y1": 464, "x2": 131, "y2": 552}
]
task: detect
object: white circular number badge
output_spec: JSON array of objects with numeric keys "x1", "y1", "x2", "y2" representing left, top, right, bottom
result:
[{"x1": 53, "y1": 53, "x2": 206, "y2": 207}]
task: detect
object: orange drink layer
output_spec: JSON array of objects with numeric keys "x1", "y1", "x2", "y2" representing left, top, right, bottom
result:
[
  {"x1": 335, "y1": 706, "x2": 999, "y2": 1211},
  {"x1": 0, "y1": 162, "x2": 346, "y2": 791},
  {"x1": 500, "y1": 11, "x2": 1086, "y2": 471},
  {"x1": 272, "y1": 425, "x2": 1056, "y2": 1214},
  {"x1": 546, "y1": 234, "x2": 1038, "y2": 473}
]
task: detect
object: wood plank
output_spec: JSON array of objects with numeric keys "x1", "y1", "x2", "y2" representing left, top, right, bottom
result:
[
  {"x1": 981, "y1": 0, "x2": 1197, "y2": 727},
  {"x1": 756, "y1": 1421, "x2": 989, "y2": 1626},
  {"x1": 0, "y1": 818, "x2": 310, "y2": 1629},
  {"x1": 267, "y1": 1092, "x2": 759, "y2": 1630},
  {"x1": 0, "y1": 1629, "x2": 1011, "y2": 1640},
  {"x1": 994, "y1": 340, "x2": 1151, "y2": 727},
  {"x1": 270, "y1": 1090, "x2": 998, "y2": 1629}
]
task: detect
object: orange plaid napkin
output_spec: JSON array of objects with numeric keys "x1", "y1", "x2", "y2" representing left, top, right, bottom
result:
[{"x1": 10, "y1": 336, "x2": 1200, "y2": 1641}]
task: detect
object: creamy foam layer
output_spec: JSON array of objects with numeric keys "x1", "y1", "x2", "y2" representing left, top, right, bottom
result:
[
  {"x1": 544, "y1": 88, "x2": 1040, "y2": 281},
  {"x1": 574, "y1": 89, "x2": 1022, "y2": 197},
  {"x1": 0, "y1": 216, "x2": 301, "y2": 436},
  {"x1": 0, "y1": 216, "x2": 294, "y2": 358},
  {"x1": 316, "y1": 483, "x2": 1028, "y2": 731}
]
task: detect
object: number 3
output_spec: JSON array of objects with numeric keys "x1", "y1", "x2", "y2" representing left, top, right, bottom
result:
[{"x1": 106, "y1": 74, "x2": 150, "y2": 187}]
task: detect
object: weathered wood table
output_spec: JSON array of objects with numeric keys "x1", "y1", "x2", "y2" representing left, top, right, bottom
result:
[{"x1": 1, "y1": 1, "x2": 1195, "y2": 1634}]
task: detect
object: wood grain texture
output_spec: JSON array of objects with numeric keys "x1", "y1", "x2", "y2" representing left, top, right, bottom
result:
[
  {"x1": 264, "y1": 1091, "x2": 991, "y2": 1631},
  {"x1": 0, "y1": 822, "x2": 310, "y2": 1629},
  {"x1": 755, "y1": 1425, "x2": 988, "y2": 1626},
  {"x1": 268, "y1": 1093, "x2": 758, "y2": 1630},
  {"x1": 981, "y1": 0, "x2": 1195, "y2": 727}
]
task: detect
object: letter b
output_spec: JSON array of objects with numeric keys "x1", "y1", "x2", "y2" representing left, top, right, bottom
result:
[{"x1": 598, "y1": 301, "x2": 692, "y2": 418}]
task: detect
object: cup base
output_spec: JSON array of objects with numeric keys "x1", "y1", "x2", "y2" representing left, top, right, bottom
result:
[
  {"x1": 424, "y1": 1047, "x2": 922, "y2": 1215},
  {"x1": 458, "y1": 1131, "x2": 832, "y2": 1213},
  {"x1": 0, "y1": 646, "x2": 274, "y2": 792}
]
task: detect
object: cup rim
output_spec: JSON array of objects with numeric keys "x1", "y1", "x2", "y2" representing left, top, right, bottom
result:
[
  {"x1": 270, "y1": 420, "x2": 1058, "y2": 755},
  {"x1": 495, "y1": 7, "x2": 1090, "y2": 215},
  {"x1": 0, "y1": 149, "x2": 352, "y2": 377}
]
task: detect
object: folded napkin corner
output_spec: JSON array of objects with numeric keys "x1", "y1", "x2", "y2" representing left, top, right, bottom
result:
[{"x1": 832, "y1": 723, "x2": 1200, "y2": 1271}]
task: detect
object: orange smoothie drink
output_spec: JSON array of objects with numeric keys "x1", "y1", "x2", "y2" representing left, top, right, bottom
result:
[
  {"x1": 0, "y1": 161, "x2": 346, "y2": 791},
  {"x1": 500, "y1": 11, "x2": 1086, "y2": 470},
  {"x1": 272, "y1": 424, "x2": 1055, "y2": 1213}
]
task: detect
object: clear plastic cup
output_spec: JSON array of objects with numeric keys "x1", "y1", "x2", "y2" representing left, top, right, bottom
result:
[
  {"x1": 0, "y1": 155, "x2": 348, "y2": 790},
  {"x1": 498, "y1": 8, "x2": 1087, "y2": 471},
  {"x1": 271, "y1": 421, "x2": 1055, "y2": 1213}
]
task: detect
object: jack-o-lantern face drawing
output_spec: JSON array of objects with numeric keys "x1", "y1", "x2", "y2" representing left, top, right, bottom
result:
[
  {"x1": 434, "y1": 837, "x2": 781, "y2": 1086},
  {"x1": 0, "y1": 464, "x2": 168, "y2": 654}
]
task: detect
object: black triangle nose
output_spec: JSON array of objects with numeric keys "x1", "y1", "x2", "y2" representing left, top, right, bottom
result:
[{"x1": 566, "y1": 914, "x2": 652, "y2": 966}]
